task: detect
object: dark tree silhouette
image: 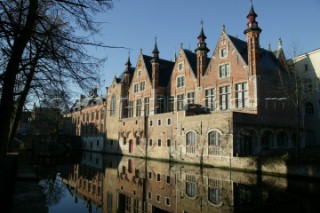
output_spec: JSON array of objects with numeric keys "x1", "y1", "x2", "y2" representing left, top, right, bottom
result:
[{"x1": 0, "y1": 0, "x2": 122, "y2": 157}]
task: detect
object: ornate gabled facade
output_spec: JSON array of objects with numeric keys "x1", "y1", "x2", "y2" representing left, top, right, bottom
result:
[{"x1": 104, "y1": 3, "x2": 300, "y2": 167}]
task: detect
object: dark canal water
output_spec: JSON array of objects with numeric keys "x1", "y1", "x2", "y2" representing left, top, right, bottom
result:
[{"x1": 34, "y1": 151, "x2": 320, "y2": 213}]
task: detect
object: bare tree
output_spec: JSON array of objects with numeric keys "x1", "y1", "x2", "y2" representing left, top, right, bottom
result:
[{"x1": 0, "y1": 0, "x2": 122, "y2": 157}]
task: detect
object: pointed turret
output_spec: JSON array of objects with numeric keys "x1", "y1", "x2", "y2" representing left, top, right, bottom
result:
[
  {"x1": 244, "y1": 2, "x2": 262, "y2": 75},
  {"x1": 151, "y1": 37, "x2": 159, "y2": 63},
  {"x1": 195, "y1": 21, "x2": 209, "y2": 87},
  {"x1": 151, "y1": 38, "x2": 160, "y2": 89},
  {"x1": 195, "y1": 21, "x2": 210, "y2": 52},
  {"x1": 124, "y1": 54, "x2": 132, "y2": 72},
  {"x1": 122, "y1": 54, "x2": 132, "y2": 96}
]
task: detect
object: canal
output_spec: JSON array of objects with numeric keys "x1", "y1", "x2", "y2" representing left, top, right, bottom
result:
[{"x1": 34, "y1": 151, "x2": 320, "y2": 213}]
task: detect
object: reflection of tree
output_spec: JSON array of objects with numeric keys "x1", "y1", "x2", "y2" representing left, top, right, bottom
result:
[{"x1": 39, "y1": 175, "x2": 65, "y2": 206}]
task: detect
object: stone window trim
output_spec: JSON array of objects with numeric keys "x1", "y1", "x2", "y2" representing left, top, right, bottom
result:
[
  {"x1": 167, "y1": 117, "x2": 172, "y2": 126},
  {"x1": 218, "y1": 63, "x2": 231, "y2": 78},
  {"x1": 157, "y1": 118, "x2": 162, "y2": 126},
  {"x1": 220, "y1": 48, "x2": 228, "y2": 58},
  {"x1": 178, "y1": 62, "x2": 184, "y2": 71},
  {"x1": 176, "y1": 75, "x2": 185, "y2": 88}
]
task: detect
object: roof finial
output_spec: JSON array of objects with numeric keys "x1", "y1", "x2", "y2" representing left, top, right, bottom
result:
[
  {"x1": 140, "y1": 48, "x2": 143, "y2": 54},
  {"x1": 268, "y1": 43, "x2": 271, "y2": 51},
  {"x1": 222, "y1": 24, "x2": 226, "y2": 32},
  {"x1": 278, "y1": 37, "x2": 282, "y2": 49},
  {"x1": 125, "y1": 51, "x2": 131, "y2": 67},
  {"x1": 180, "y1": 43, "x2": 183, "y2": 49}
]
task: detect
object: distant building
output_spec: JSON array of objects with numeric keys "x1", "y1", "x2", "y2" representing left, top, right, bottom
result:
[
  {"x1": 289, "y1": 48, "x2": 320, "y2": 146},
  {"x1": 63, "y1": 88, "x2": 106, "y2": 152},
  {"x1": 104, "y1": 3, "x2": 300, "y2": 167}
]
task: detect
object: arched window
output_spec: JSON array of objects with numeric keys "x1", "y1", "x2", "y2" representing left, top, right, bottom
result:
[
  {"x1": 305, "y1": 102, "x2": 314, "y2": 115},
  {"x1": 277, "y1": 131, "x2": 289, "y2": 148},
  {"x1": 208, "y1": 130, "x2": 221, "y2": 146},
  {"x1": 261, "y1": 130, "x2": 274, "y2": 149},
  {"x1": 291, "y1": 132, "x2": 300, "y2": 148},
  {"x1": 208, "y1": 187, "x2": 222, "y2": 205},
  {"x1": 110, "y1": 95, "x2": 116, "y2": 115},
  {"x1": 239, "y1": 129, "x2": 257, "y2": 156},
  {"x1": 186, "y1": 131, "x2": 196, "y2": 154},
  {"x1": 208, "y1": 130, "x2": 222, "y2": 155},
  {"x1": 185, "y1": 174, "x2": 196, "y2": 198}
]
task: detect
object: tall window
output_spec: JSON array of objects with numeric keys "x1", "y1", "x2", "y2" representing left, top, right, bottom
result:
[
  {"x1": 186, "y1": 131, "x2": 196, "y2": 154},
  {"x1": 185, "y1": 175, "x2": 196, "y2": 197},
  {"x1": 177, "y1": 94, "x2": 184, "y2": 111},
  {"x1": 110, "y1": 96, "x2": 116, "y2": 115},
  {"x1": 205, "y1": 88, "x2": 216, "y2": 110},
  {"x1": 208, "y1": 131, "x2": 221, "y2": 146},
  {"x1": 134, "y1": 83, "x2": 139, "y2": 93},
  {"x1": 219, "y1": 86, "x2": 231, "y2": 110},
  {"x1": 177, "y1": 76, "x2": 185, "y2": 88},
  {"x1": 157, "y1": 96, "x2": 165, "y2": 113},
  {"x1": 305, "y1": 102, "x2": 314, "y2": 116},
  {"x1": 128, "y1": 101, "x2": 133, "y2": 117},
  {"x1": 187, "y1": 92, "x2": 195, "y2": 104},
  {"x1": 208, "y1": 187, "x2": 222, "y2": 205},
  {"x1": 144, "y1": 97, "x2": 150, "y2": 116},
  {"x1": 178, "y1": 62, "x2": 184, "y2": 71},
  {"x1": 220, "y1": 48, "x2": 228, "y2": 57},
  {"x1": 140, "y1": 81, "x2": 145, "y2": 91},
  {"x1": 136, "y1": 99, "x2": 142, "y2": 116},
  {"x1": 208, "y1": 130, "x2": 221, "y2": 155},
  {"x1": 236, "y1": 82, "x2": 248, "y2": 108},
  {"x1": 219, "y1": 64, "x2": 230, "y2": 78},
  {"x1": 168, "y1": 96, "x2": 174, "y2": 112},
  {"x1": 303, "y1": 78, "x2": 312, "y2": 94},
  {"x1": 125, "y1": 196, "x2": 131, "y2": 212}
]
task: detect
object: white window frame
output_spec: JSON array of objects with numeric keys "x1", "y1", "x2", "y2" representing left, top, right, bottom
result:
[
  {"x1": 177, "y1": 76, "x2": 185, "y2": 88},
  {"x1": 219, "y1": 63, "x2": 230, "y2": 78},
  {"x1": 220, "y1": 48, "x2": 228, "y2": 58},
  {"x1": 140, "y1": 81, "x2": 145, "y2": 91}
]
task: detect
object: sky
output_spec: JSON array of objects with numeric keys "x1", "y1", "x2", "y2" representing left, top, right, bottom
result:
[{"x1": 85, "y1": 0, "x2": 320, "y2": 96}]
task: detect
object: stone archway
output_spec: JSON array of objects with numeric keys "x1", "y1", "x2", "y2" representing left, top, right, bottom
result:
[{"x1": 239, "y1": 129, "x2": 257, "y2": 156}]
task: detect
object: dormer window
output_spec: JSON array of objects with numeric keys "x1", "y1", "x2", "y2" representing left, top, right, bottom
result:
[
  {"x1": 220, "y1": 48, "x2": 228, "y2": 58},
  {"x1": 178, "y1": 62, "x2": 184, "y2": 71}
]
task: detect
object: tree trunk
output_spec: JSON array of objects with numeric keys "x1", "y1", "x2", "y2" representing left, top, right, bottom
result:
[{"x1": 0, "y1": 0, "x2": 38, "y2": 157}]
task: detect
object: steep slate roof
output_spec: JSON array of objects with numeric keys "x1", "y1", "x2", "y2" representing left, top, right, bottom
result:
[
  {"x1": 228, "y1": 34, "x2": 282, "y2": 71},
  {"x1": 228, "y1": 35, "x2": 248, "y2": 64},
  {"x1": 183, "y1": 49, "x2": 197, "y2": 77},
  {"x1": 118, "y1": 67, "x2": 135, "y2": 83},
  {"x1": 183, "y1": 49, "x2": 210, "y2": 78},
  {"x1": 70, "y1": 89, "x2": 106, "y2": 112},
  {"x1": 142, "y1": 54, "x2": 175, "y2": 87}
]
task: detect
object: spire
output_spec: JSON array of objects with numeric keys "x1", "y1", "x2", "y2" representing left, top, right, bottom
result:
[
  {"x1": 278, "y1": 38, "x2": 283, "y2": 49},
  {"x1": 244, "y1": 1, "x2": 261, "y2": 33},
  {"x1": 198, "y1": 20, "x2": 207, "y2": 40},
  {"x1": 195, "y1": 20, "x2": 209, "y2": 52},
  {"x1": 151, "y1": 37, "x2": 160, "y2": 63},
  {"x1": 124, "y1": 52, "x2": 131, "y2": 73}
]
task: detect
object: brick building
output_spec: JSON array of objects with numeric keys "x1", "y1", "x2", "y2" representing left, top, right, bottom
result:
[
  {"x1": 63, "y1": 88, "x2": 106, "y2": 152},
  {"x1": 104, "y1": 3, "x2": 300, "y2": 166}
]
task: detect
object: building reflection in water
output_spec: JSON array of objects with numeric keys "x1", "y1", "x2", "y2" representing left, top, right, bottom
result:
[{"x1": 59, "y1": 152, "x2": 320, "y2": 213}]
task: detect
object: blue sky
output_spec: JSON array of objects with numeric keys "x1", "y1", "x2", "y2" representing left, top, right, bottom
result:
[{"x1": 86, "y1": 0, "x2": 320, "y2": 95}]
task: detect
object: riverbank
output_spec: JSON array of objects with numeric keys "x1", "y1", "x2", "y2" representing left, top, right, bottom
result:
[{"x1": 0, "y1": 152, "x2": 47, "y2": 213}]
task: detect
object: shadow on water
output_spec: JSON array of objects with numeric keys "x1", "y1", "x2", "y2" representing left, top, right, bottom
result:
[{"x1": 29, "y1": 152, "x2": 320, "y2": 213}]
